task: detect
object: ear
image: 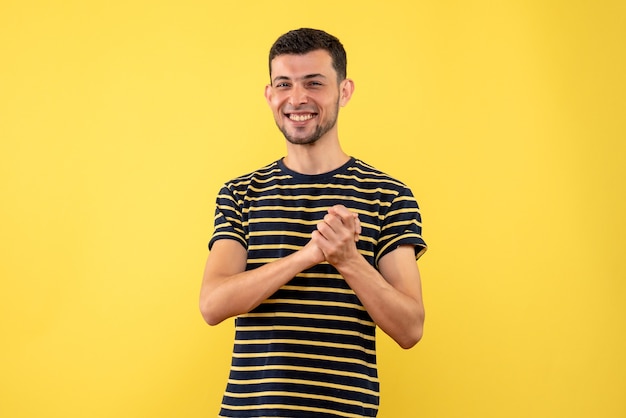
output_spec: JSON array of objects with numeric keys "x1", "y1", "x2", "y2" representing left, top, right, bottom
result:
[
  {"x1": 264, "y1": 84, "x2": 273, "y2": 105},
  {"x1": 339, "y1": 78, "x2": 355, "y2": 107}
]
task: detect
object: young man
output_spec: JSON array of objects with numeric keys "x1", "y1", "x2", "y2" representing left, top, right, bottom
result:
[{"x1": 200, "y1": 28, "x2": 427, "y2": 418}]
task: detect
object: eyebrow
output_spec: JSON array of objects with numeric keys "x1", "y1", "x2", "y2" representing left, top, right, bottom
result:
[{"x1": 272, "y1": 73, "x2": 327, "y2": 85}]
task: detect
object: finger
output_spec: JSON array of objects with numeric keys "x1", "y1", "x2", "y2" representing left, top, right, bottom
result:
[
  {"x1": 353, "y1": 213, "x2": 361, "y2": 242},
  {"x1": 329, "y1": 204, "x2": 352, "y2": 219},
  {"x1": 352, "y1": 213, "x2": 361, "y2": 231},
  {"x1": 329, "y1": 207, "x2": 356, "y2": 231},
  {"x1": 316, "y1": 217, "x2": 336, "y2": 239},
  {"x1": 323, "y1": 213, "x2": 341, "y2": 231}
]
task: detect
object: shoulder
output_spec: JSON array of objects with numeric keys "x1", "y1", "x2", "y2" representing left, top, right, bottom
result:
[
  {"x1": 224, "y1": 160, "x2": 279, "y2": 185},
  {"x1": 221, "y1": 160, "x2": 288, "y2": 191},
  {"x1": 346, "y1": 158, "x2": 412, "y2": 191}
]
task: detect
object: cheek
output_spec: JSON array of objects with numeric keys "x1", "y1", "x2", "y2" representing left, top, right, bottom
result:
[
  {"x1": 270, "y1": 96, "x2": 286, "y2": 113},
  {"x1": 318, "y1": 94, "x2": 339, "y2": 110}
]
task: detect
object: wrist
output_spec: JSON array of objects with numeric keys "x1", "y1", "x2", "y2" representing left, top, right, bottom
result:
[{"x1": 296, "y1": 244, "x2": 324, "y2": 269}]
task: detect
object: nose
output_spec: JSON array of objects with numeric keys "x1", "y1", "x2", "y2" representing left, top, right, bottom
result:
[{"x1": 288, "y1": 84, "x2": 308, "y2": 107}]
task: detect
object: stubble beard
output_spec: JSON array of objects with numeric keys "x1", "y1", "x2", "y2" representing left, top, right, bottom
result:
[{"x1": 279, "y1": 101, "x2": 340, "y2": 146}]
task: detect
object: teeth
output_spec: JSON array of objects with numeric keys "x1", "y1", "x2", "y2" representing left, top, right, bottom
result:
[{"x1": 289, "y1": 114, "x2": 314, "y2": 122}]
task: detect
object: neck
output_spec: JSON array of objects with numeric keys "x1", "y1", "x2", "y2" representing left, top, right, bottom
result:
[{"x1": 283, "y1": 137, "x2": 349, "y2": 175}]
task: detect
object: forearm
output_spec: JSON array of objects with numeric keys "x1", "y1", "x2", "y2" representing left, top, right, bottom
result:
[
  {"x1": 312, "y1": 206, "x2": 425, "y2": 348},
  {"x1": 336, "y1": 255, "x2": 425, "y2": 349},
  {"x1": 200, "y1": 247, "x2": 319, "y2": 326}
]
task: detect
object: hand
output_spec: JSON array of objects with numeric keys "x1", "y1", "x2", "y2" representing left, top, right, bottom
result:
[
  {"x1": 301, "y1": 237, "x2": 325, "y2": 266},
  {"x1": 312, "y1": 205, "x2": 361, "y2": 267}
]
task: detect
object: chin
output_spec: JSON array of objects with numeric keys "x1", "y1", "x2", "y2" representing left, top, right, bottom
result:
[
  {"x1": 281, "y1": 128, "x2": 321, "y2": 146},
  {"x1": 285, "y1": 136, "x2": 321, "y2": 146}
]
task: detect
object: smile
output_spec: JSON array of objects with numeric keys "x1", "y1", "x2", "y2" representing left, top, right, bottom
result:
[{"x1": 287, "y1": 113, "x2": 316, "y2": 122}]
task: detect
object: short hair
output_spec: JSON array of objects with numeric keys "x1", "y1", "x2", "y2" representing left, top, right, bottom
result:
[{"x1": 269, "y1": 28, "x2": 347, "y2": 82}]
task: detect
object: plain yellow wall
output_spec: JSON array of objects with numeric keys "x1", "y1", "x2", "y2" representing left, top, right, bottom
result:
[{"x1": 1, "y1": 1, "x2": 624, "y2": 417}]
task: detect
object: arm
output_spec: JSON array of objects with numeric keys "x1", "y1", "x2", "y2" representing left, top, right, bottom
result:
[
  {"x1": 313, "y1": 205, "x2": 425, "y2": 349},
  {"x1": 199, "y1": 238, "x2": 324, "y2": 326}
]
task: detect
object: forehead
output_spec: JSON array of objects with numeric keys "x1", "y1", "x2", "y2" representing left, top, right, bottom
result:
[{"x1": 270, "y1": 49, "x2": 336, "y2": 80}]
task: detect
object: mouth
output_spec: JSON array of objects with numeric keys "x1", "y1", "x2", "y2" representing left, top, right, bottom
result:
[{"x1": 285, "y1": 112, "x2": 317, "y2": 122}]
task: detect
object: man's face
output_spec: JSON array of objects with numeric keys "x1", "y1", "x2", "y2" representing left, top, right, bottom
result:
[{"x1": 265, "y1": 50, "x2": 346, "y2": 146}]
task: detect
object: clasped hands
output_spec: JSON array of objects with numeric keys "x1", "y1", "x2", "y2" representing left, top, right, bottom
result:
[{"x1": 306, "y1": 204, "x2": 361, "y2": 267}]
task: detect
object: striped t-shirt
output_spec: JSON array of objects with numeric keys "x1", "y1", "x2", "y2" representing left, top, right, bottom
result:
[{"x1": 209, "y1": 157, "x2": 426, "y2": 418}]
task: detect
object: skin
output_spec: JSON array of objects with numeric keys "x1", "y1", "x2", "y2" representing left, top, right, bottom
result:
[{"x1": 200, "y1": 49, "x2": 425, "y2": 349}]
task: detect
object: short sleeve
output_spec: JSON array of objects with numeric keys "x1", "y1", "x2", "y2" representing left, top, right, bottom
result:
[
  {"x1": 375, "y1": 187, "x2": 427, "y2": 266},
  {"x1": 208, "y1": 185, "x2": 247, "y2": 250}
]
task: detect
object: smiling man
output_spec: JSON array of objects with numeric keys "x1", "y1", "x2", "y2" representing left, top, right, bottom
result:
[
  {"x1": 267, "y1": 48, "x2": 347, "y2": 147},
  {"x1": 200, "y1": 28, "x2": 427, "y2": 418}
]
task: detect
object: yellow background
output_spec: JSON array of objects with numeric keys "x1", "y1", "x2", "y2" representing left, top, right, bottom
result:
[{"x1": 1, "y1": 1, "x2": 624, "y2": 417}]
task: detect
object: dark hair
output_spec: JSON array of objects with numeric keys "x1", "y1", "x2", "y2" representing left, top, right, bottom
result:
[{"x1": 269, "y1": 28, "x2": 347, "y2": 82}]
